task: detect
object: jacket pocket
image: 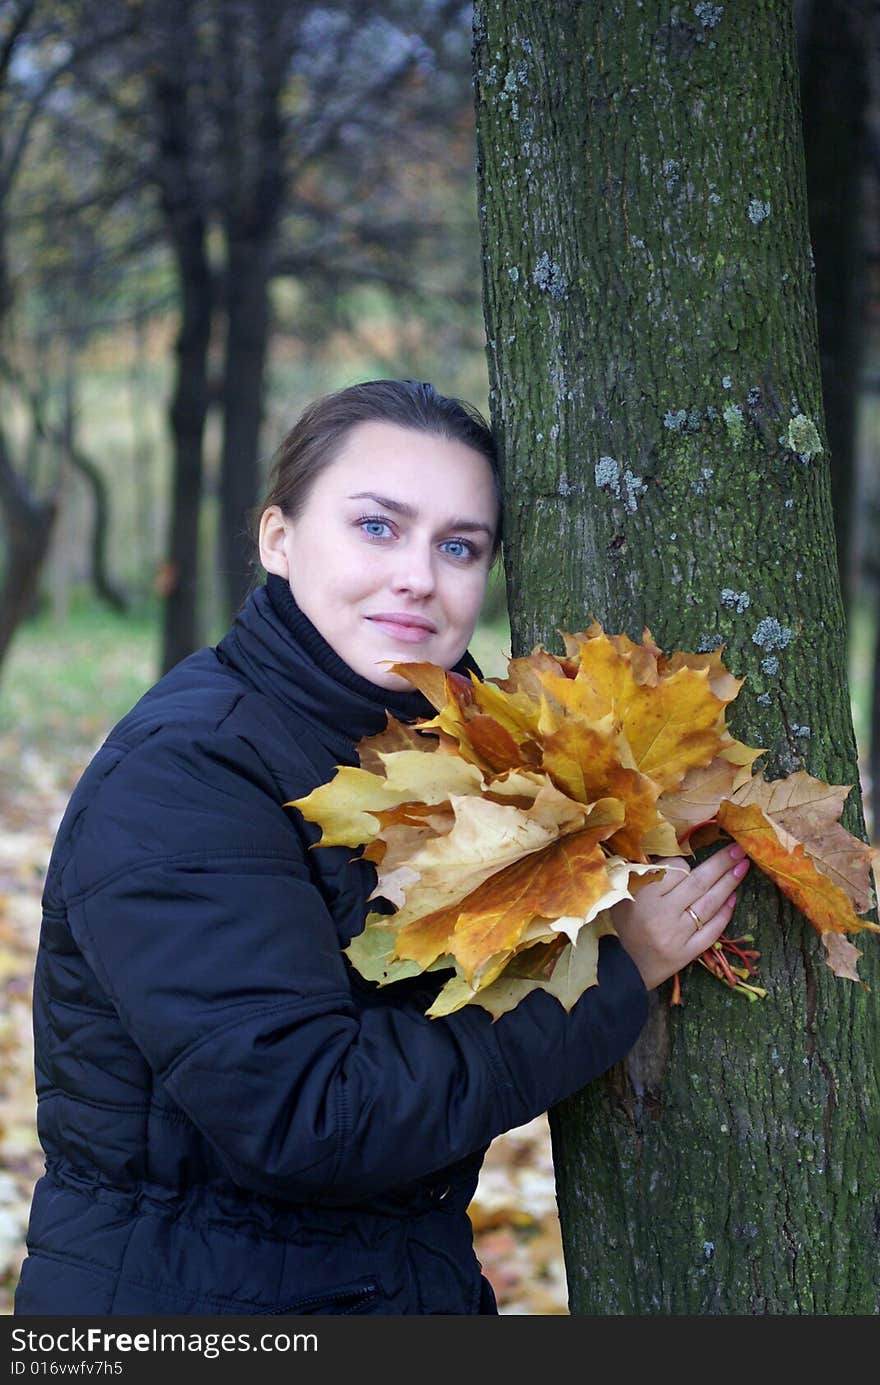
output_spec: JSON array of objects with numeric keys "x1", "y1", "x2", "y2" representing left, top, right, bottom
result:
[{"x1": 272, "y1": 1280, "x2": 381, "y2": 1315}]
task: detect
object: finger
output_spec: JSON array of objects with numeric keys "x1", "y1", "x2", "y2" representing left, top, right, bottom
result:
[
  {"x1": 687, "y1": 892, "x2": 738, "y2": 959},
  {"x1": 650, "y1": 857, "x2": 692, "y2": 895},
  {"x1": 677, "y1": 843, "x2": 747, "y2": 900},
  {"x1": 687, "y1": 857, "x2": 750, "y2": 926}
]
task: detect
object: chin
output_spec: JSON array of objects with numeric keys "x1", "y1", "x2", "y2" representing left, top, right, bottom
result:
[{"x1": 369, "y1": 666, "x2": 416, "y2": 691}]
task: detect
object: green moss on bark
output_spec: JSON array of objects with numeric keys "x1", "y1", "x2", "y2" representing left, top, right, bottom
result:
[{"x1": 475, "y1": 0, "x2": 879, "y2": 1313}]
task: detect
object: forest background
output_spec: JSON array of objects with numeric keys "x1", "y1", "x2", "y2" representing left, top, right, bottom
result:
[{"x1": 1, "y1": 0, "x2": 879, "y2": 1315}]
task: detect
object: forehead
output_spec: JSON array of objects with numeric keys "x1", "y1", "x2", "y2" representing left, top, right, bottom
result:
[{"x1": 311, "y1": 421, "x2": 498, "y2": 518}]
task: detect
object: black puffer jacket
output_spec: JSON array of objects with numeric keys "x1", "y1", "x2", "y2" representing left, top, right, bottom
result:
[{"x1": 15, "y1": 575, "x2": 648, "y2": 1315}]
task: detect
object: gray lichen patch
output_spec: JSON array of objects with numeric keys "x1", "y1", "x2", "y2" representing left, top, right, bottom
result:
[
  {"x1": 498, "y1": 59, "x2": 529, "y2": 119},
  {"x1": 697, "y1": 632, "x2": 724, "y2": 652},
  {"x1": 786, "y1": 414, "x2": 823, "y2": 461},
  {"x1": 664, "y1": 409, "x2": 688, "y2": 431},
  {"x1": 663, "y1": 159, "x2": 681, "y2": 193},
  {"x1": 748, "y1": 199, "x2": 771, "y2": 224},
  {"x1": 760, "y1": 656, "x2": 779, "y2": 675},
  {"x1": 533, "y1": 251, "x2": 568, "y2": 299},
  {"x1": 721, "y1": 589, "x2": 750, "y2": 612},
  {"x1": 722, "y1": 403, "x2": 745, "y2": 448},
  {"x1": 694, "y1": 2, "x2": 724, "y2": 25},
  {"x1": 503, "y1": 60, "x2": 529, "y2": 92},
  {"x1": 593, "y1": 456, "x2": 647, "y2": 513},
  {"x1": 752, "y1": 617, "x2": 794, "y2": 651},
  {"x1": 622, "y1": 471, "x2": 648, "y2": 511}
]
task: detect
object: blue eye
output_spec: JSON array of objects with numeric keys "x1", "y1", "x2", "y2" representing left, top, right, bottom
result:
[
  {"x1": 359, "y1": 517, "x2": 393, "y2": 539},
  {"x1": 441, "y1": 539, "x2": 477, "y2": 561}
]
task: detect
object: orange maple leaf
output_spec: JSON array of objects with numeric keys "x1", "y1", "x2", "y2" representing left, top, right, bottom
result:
[
  {"x1": 393, "y1": 821, "x2": 622, "y2": 986},
  {"x1": 715, "y1": 796, "x2": 880, "y2": 980}
]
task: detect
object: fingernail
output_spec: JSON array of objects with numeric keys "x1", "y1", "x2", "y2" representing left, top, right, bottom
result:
[
  {"x1": 727, "y1": 894, "x2": 737, "y2": 907},
  {"x1": 733, "y1": 860, "x2": 750, "y2": 878},
  {"x1": 728, "y1": 844, "x2": 745, "y2": 861}
]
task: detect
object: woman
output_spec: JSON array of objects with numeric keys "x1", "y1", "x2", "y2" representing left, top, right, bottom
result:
[{"x1": 15, "y1": 379, "x2": 749, "y2": 1315}]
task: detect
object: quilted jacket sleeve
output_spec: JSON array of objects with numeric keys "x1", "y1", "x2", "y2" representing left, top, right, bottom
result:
[{"x1": 63, "y1": 726, "x2": 648, "y2": 1203}]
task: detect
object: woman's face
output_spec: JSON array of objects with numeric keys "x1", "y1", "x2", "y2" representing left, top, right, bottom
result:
[{"x1": 259, "y1": 420, "x2": 499, "y2": 690}]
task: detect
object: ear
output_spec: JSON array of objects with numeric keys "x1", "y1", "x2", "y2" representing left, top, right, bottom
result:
[{"x1": 258, "y1": 506, "x2": 291, "y2": 578}]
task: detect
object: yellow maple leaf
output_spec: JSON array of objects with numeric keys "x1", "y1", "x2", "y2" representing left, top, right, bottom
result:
[
  {"x1": 426, "y1": 915, "x2": 618, "y2": 1019},
  {"x1": 287, "y1": 751, "x2": 484, "y2": 847},
  {"x1": 291, "y1": 622, "x2": 877, "y2": 1012}
]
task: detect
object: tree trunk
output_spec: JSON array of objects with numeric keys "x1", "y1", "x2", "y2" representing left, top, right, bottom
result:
[
  {"x1": 153, "y1": 39, "x2": 215, "y2": 674},
  {"x1": 0, "y1": 188, "x2": 54, "y2": 670},
  {"x1": 159, "y1": 228, "x2": 213, "y2": 673},
  {"x1": 216, "y1": 0, "x2": 287, "y2": 624},
  {"x1": 799, "y1": 0, "x2": 869, "y2": 614},
  {"x1": 218, "y1": 237, "x2": 272, "y2": 622},
  {"x1": 61, "y1": 345, "x2": 129, "y2": 613},
  {"x1": 475, "y1": 0, "x2": 879, "y2": 1313},
  {"x1": 0, "y1": 422, "x2": 55, "y2": 670},
  {"x1": 128, "y1": 305, "x2": 159, "y2": 591}
]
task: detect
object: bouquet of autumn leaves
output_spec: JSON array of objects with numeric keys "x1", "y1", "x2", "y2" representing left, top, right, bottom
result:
[{"x1": 289, "y1": 624, "x2": 880, "y2": 1019}]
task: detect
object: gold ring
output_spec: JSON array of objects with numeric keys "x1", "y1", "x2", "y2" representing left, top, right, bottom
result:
[{"x1": 686, "y1": 905, "x2": 702, "y2": 931}]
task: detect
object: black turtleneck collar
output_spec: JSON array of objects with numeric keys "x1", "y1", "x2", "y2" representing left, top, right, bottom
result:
[{"x1": 215, "y1": 573, "x2": 482, "y2": 763}]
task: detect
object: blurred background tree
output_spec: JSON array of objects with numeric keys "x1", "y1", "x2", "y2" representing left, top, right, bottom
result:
[{"x1": 0, "y1": 0, "x2": 493, "y2": 673}]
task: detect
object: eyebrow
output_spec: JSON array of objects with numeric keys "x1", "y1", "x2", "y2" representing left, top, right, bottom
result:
[{"x1": 347, "y1": 491, "x2": 495, "y2": 537}]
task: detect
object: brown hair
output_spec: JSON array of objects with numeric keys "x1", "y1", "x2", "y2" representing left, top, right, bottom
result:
[{"x1": 253, "y1": 378, "x2": 502, "y2": 567}]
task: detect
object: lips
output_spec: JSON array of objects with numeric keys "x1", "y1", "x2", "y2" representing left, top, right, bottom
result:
[{"x1": 366, "y1": 612, "x2": 437, "y2": 642}]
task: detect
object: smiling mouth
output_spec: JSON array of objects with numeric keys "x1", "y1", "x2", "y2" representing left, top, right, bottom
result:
[{"x1": 366, "y1": 614, "x2": 437, "y2": 641}]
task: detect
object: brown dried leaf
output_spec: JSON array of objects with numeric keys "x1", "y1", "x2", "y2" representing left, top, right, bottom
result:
[
  {"x1": 357, "y1": 716, "x2": 438, "y2": 775},
  {"x1": 729, "y1": 770, "x2": 877, "y2": 912},
  {"x1": 821, "y1": 932, "x2": 866, "y2": 983},
  {"x1": 715, "y1": 798, "x2": 880, "y2": 948}
]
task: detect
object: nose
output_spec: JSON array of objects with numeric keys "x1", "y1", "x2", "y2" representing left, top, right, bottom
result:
[{"x1": 389, "y1": 541, "x2": 436, "y2": 598}]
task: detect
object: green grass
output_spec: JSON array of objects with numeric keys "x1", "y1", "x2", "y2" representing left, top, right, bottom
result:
[{"x1": 0, "y1": 597, "x2": 160, "y2": 752}]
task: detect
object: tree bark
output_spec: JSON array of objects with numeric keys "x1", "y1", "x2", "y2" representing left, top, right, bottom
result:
[
  {"x1": 216, "y1": 0, "x2": 287, "y2": 623},
  {"x1": 475, "y1": 0, "x2": 879, "y2": 1313},
  {"x1": 152, "y1": 28, "x2": 215, "y2": 674},
  {"x1": 159, "y1": 218, "x2": 213, "y2": 672},
  {"x1": 0, "y1": 422, "x2": 55, "y2": 669},
  {"x1": 218, "y1": 235, "x2": 273, "y2": 621}
]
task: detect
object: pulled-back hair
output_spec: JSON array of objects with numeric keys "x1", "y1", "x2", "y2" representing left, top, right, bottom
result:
[{"x1": 253, "y1": 379, "x2": 502, "y2": 564}]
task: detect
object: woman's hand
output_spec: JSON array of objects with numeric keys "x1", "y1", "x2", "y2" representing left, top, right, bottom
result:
[{"x1": 610, "y1": 843, "x2": 751, "y2": 991}]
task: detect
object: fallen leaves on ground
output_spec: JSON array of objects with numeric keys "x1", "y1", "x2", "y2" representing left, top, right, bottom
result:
[
  {"x1": 0, "y1": 732, "x2": 84, "y2": 1314},
  {"x1": 468, "y1": 1116, "x2": 568, "y2": 1314}
]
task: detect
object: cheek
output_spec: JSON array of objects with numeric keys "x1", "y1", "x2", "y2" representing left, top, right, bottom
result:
[{"x1": 446, "y1": 570, "x2": 490, "y2": 623}]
